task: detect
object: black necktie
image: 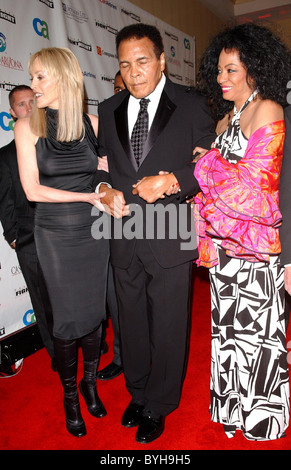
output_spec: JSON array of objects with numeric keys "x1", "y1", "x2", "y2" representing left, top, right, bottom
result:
[{"x1": 131, "y1": 98, "x2": 150, "y2": 167}]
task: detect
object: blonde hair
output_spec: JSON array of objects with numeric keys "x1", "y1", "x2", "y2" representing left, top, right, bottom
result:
[{"x1": 28, "y1": 47, "x2": 85, "y2": 142}]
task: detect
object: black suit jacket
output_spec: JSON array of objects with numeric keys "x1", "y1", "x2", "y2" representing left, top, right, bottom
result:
[
  {"x1": 279, "y1": 105, "x2": 291, "y2": 265},
  {"x1": 97, "y1": 78, "x2": 216, "y2": 269},
  {"x1": 0, "y1": 140, "x2": 36, "y2": 254}
]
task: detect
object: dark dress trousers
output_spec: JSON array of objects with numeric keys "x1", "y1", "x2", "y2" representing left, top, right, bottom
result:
[
  {"x1": 97, "y1": 78, "x2": 216, "y2": 415},
  {"x1": 0, "y1": 140, "x2": 54, "y2": 358}
]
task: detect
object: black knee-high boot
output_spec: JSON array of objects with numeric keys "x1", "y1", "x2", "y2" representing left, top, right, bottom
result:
[
  {"x1": 54, "y1": 337, "x2": 86, "y2": 437},
  {"x1": 79, "y1": 327, "x2": 107, "y2": 418}
]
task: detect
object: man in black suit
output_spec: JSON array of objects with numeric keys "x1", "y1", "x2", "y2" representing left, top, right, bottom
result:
[
  {"x1": 0, "y1": 85, "x2": 55, "y2": 367},
  {"x1": 279, "y1": 104, "x2": 291, "y2": 326},
  {"x1": 97, "y1": 24, "x2": 215, "y2": 444}
]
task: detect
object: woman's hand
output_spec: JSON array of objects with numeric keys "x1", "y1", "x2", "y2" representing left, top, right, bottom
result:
[
  {"x1": 87, "y1": 191, "x2": 107, "y2": 212},
  {"x1": 192, "y1": 146, "x2": 210, "y2": 162}
]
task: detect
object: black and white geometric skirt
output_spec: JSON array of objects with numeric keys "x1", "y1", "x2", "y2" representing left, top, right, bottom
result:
[{"x1": 209, "y1": 244, "x2": 290, "y2": 440}]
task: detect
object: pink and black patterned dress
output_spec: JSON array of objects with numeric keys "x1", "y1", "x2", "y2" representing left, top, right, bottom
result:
[{"x1": 194, "y1": 92, "x2": 290, "y2": 440}]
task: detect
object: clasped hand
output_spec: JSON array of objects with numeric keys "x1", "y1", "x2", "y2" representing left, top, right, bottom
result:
[{"x1": 132, "y1": 172, "x2": 179, "y2": 203}]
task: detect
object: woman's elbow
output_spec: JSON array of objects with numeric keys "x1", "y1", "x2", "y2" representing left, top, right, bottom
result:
[{"x1": 23, "y1": 186, "x2": 39, "y2": 202}]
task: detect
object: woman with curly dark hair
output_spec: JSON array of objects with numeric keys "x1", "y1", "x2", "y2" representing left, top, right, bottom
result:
[{"x1": 193, "y1": 23, "x2": 291, "y2": 441}]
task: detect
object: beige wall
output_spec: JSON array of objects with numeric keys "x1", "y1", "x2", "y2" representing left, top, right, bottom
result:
[
  {"x1": 129, "y1": 0, "x2": 291, "y2": 76},
  {"x1": 129, "y1": 0, "x2": 226, "y2": 73}
]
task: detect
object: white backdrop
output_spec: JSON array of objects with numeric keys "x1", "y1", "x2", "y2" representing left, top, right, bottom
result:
[{"x1": 0, "y1": 0, "x2": 195, "y2": 340}]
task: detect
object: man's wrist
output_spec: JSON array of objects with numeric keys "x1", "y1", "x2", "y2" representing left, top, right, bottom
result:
[{"x1": 95, "y1": 182, "x2": 112, "y2": 193}]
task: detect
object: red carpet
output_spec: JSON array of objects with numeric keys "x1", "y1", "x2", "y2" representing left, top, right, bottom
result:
[{"x1": 1, "y1": 266, "x2": 290, "y2": 451}]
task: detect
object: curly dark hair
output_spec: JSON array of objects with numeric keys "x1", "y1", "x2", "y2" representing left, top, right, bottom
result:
[
  {"x1": 116, "y1": 23, "x2": 164, "y2": 59},
  {"x1": 196, "y1": 23, "x2": 291, "y2": 121}
]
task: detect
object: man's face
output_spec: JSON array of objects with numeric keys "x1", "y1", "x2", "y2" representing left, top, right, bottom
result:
[
  {"x1": 118, "y1": 37, "x2": 165, "y2": 99},
  {"x1": 10, "y1": 89, "x2": 34, "y2": 120},
  {"x1": 114, "y1": 74, "x2": 126, "y2": 94}
]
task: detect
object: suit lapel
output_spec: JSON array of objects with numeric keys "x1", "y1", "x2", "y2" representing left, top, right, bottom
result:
[
  {"x1": 114, "y1": 93, "x2": 139, "y2": 172},
  {"x1": 139, "y1": 90, "x2": 176, "y2": 167},
  {"x1": 114, "y1": 82, "x2": 177, "y2": 172}
]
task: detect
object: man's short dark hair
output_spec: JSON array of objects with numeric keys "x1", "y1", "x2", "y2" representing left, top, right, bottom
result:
[
  {"x1": 9, "y1": 84, "x2": 32, "y2": 108},
  {"x1": 116, "y1": 23, "x2": 164, "y2": 59}
]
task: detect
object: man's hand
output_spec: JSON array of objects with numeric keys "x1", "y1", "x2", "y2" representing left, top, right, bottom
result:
[
  {"x1": 132, "y1": 173, "x2": 178, "y2": 203},
  {"x1": 284, "y1": 266, "x2": 291, "y2": 296},
  {"x1": 99, "y1": 184, "x2": 129, "y2": 218}
]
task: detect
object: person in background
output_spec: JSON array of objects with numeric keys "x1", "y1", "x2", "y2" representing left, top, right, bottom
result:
[
  {"x1": 0, "y1": 85, "x2": 55, "y2": 369},
  {"x1": 194, "y1": 23, "x2": 291, "y2": 441},
  {"x1": 14, "y1": 48, "x2": 110, "y2": 438},
  {"x1": 97, "y1": 23, "x2": 215, "y2": 444},
  {"x1": 279, "y1": 104, "x2": 291, "y2": 327},
  {"x1": 114, "y1": 70, "x2": 126, "y2": 95},
  {"x1": 98, "y1": 70, "x2": 126, "y2": 382}
]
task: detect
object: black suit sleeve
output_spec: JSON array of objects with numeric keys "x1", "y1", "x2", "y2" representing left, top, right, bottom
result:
[
  {"x1": 174, "y1": 91, "x2": 216, "y2": 200},
  {"x1": 0, "y1": 145, "x2": 18, "y2": 245},
  {"x1": 279, "y1": 105, "x2": 291, "y2": 265}
]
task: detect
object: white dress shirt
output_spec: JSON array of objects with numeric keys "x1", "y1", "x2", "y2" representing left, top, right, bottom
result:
[{"x1": 128, "y1": 73, "x2": 166, "y2": 137}]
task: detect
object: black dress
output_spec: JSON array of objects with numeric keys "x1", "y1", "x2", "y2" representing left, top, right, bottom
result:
[{"x1": 34, "y1": 108, "x2": 109, "y2": 340}]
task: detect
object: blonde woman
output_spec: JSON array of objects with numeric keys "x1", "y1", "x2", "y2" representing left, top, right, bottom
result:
[{"x1": 15, "y1": 48, "x2": 109, "y2": 437}]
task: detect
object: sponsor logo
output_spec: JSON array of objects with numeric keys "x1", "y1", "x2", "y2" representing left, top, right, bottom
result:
[
  {"x1": 23, "y1": 309, "x2": 36, "y2": 326},
  {"x1": 62, "y1": 2, "x2": 88, "y2": 23},
  {"x1": 40, "y1": 0, "x2": 54, "y2": 8},
  {"x1": 33, "y1": 17, "x2": 49, "y2": 39},
  {"x1": 165, "y1": 31, "x2": 178, "y2": 42},
  {"x1": 0, "y1": 55, "x2": 24, "y2": 71},
  {"x1": 0, "y1": 112, "x2": 14, "y2": 131},
  {"x1": 168, "y1": 73, "x2": 183, "y2": 81},
  {"x1": 0, "y1": 81, "x2": 18, "y2": 92},
  {"x1": 95, "y1": 20, "x2": 118, "y2": 35},
  {"x1": 101, "y1": 75, "x2": 114, "y2": 84},
  {"x1": 15, "y1": 287, "x2": 28, "y2": 297},
  {"x1": 68, "y1": 37, "x2": 92, "y2": 52},
  {"x1": 0, "y1": 10, "x2": 16, "y2": 24},
  {"x1": 85, "y1": 98, "x2": 99, "y2": 109},
  {"x1": 120, "y1": 8, "x2": 140, "y2": 22},
  {"x1": 96, "y1": 46, "x2": 117, "y2": 59},
  {"x1": 167, "y1": 55, "x2": 181, "y2": 68},
  {"x1": 184, "y1": 59, "x2": 194, "y2": 68},
  {"x1": 0, "y1": 32, "x2": 6, "y2": 52},
  {"x1": 83, "y1": 71, "x2": 96, "y2": 79},
  {"x1": 96, "y1": 0, "x2": 117, "y2": 11},
  {"x1": 184, "y1": 38, "x2": 191, "y2": 50},
  {"x1": 11, "y1": 265, "x2": 22, "y2": 276}
]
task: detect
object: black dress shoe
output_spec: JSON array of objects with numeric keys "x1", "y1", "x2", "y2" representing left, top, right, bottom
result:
[
  {"x1": 97, "y1": 362, "x2": 123, "y2": 381},
  {"x1": 79, "y1": 379, "x2": 107, "y2": 418},
  {"x1": 121, "y1": 401, "x2": 144, "y2": 428},
  {"x1": 135, "y1": 414, "x2": 165, "y2": 444}
]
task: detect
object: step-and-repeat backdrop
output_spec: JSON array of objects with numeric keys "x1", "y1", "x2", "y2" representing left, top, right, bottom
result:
[{"x1": 0, "y1": 0, "x2": 195, "y2": 340}]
